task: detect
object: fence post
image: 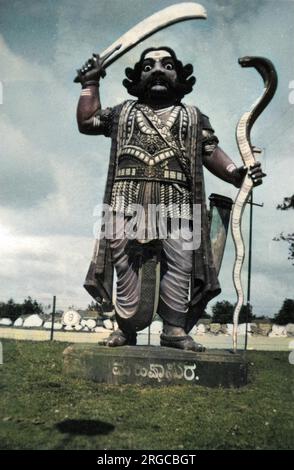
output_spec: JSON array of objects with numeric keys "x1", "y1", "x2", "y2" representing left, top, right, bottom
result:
[{"x1": 50, "y1": 295, "x2": 56, "y2": 341}]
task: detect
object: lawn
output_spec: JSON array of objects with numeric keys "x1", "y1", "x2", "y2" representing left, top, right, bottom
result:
[{"x1": 0, "y1": 340, "x2": 293, "y2": 450}]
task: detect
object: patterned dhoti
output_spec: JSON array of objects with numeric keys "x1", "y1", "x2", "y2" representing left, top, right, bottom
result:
[{"x1": 110, "y1": 216, "x2": 193, "y2": 330}]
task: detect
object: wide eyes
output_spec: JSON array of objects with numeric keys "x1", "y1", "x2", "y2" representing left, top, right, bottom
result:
[
  {"x1": 143, "y1": 64, "x2": 152, "y2": 72},
  {"x1": 142, "y1": 62, "x2": 174, "y2": 72}
]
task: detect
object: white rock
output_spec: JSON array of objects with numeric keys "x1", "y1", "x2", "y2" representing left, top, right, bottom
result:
[
  {"x1": 250, "y1": 323, "x2": 258, "y2": 334},
  {"x1": 81, "y1": 319, "x2": 87, "y2": 327},
  {"x1": 74, "y1": 324, "x2": 83, "y2": 331},
  {"x1": 95, "y1": 326, "x2": 107, "y2": 333},
  {"x1": 0, "y1": 318, "x2": 12, "y2": 326},
  {"x1": 257, "y1": 323, "x2": 272, "y2": 336},
  {"x1": 83, "y1": 326, "x2": 89, "y2": 331},
  {"x1": 54, "y1": 323, "x2": 63, "y2": 330},
  {"x1": 238, "y1": 323, "x2": 251, "y2": 335},
  {"x1": 226, "y1": 324, "x2": 234, "y2": 336},
  {"x1": 220, "y1": 324, "x2": 228, "y2": 335},
  {"x1": 286, "y1": 323, "x2": 294, "y2": 337},
  {"x1": 23, "y1": 314, "x2": 43, "y2": 328},
  {"x1": 150, "y1": 320, "x2": 162, "y2": 334},
  {"x1": 196, "y1": 323, "x2": 206, "y2": 335},
  {"x1": 226, "y1": 323, "x2": 252, "y2": 336},
  {"x1": 269, "y1": 324, "x2": 287, "y2": 337},
  {"x1": 64, "y1": 325, "x2": 73, "y2": 331},
  {"x1": 190, "y1": 325, "x2": 198, "y2": 335},
  {"x1": 13, "y1": 317, "x2": 23, "y2": 327},
  {"x1": 209, "y1": 323, "x2": 221, "y2": 334},
  {"x1": 62, "y1": 309, "x2": 81, "y2": 327},
  {"x1": 86, "y1": 319, "x2": 96, "y2": 329},
  {"x1": 113, "y1": 321, "x2": 119, "y2": 331},
  {"x1": 103, "y1": 319, "x2": 113, "y2": 330}
]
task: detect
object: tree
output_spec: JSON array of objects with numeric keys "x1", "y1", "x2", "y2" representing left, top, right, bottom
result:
[
  {"x1": 274, "y1": 299, "x2": 294, "y2": 325},
  {"x1": 0, "y1": 299, "x2": 19, "y2": 322},
  {"x1": 211, "y1": 300, "x2": 254, "y2": 324},
  {"x1": 0, "y1": 297, "x2": 43, "y2": 321},
  {"x1": 212, "y1": 301, "x2": 234, "y2": 324},
  {"x1": 22, "y1": 296, "x2": 43, "y2": 316},
  {"x1": 274, "y1": 195, "x2": 294, "y2": 264}
]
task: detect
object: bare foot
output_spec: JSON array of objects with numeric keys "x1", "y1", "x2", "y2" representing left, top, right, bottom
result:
[
  {"x1": 161, "y1": 325, "x2": 205, "y2": 352},
  {"x1": 102, "y1": 329, "x2": 137, "y2": 347}
]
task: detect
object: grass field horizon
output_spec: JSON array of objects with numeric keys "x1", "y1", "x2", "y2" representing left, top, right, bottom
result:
[{"x1": 0, "y1": 340, "x2": 293, "y2": 450}]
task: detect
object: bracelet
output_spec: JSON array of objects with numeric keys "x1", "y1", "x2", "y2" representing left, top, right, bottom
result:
[{"x1": 82, "y1": 80, "x2": 100, "y2": 89}]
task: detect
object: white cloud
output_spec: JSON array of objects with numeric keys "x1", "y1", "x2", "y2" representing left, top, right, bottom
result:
[
  {"x1": 0, "y1": 222, "x2": 94, "y2": 309},
  {"x1": 0, "y1": 114, "x2": 57, "y2": 207},
  {"x1": 0, "y1": 34, "x2": 50, "y2": 82}
]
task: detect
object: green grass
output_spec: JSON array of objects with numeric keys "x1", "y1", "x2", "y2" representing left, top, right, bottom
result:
[{"x1": 0, "y1": 340, "x2": 294, "y2": 450}]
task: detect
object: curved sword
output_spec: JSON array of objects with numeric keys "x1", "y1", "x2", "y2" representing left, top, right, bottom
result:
[
  {"x1": 74, "y1": 3, "x2": 206, "y2": 82},
  {"x1": 231, "y1": 56, "x2": 278, "y2": 352}
]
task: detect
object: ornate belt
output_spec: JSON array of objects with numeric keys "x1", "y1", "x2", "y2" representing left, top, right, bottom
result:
[{"x1": 115, "y1": 167, "x2": 188, "y2": 185}]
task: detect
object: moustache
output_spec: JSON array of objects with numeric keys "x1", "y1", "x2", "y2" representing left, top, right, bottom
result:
[{"x1": 145, "y1": 74, "x2": 175, "y2": 90}]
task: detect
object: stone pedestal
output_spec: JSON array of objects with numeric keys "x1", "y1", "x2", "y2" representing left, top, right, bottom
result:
[{"x1": 63, "y1": 344, "x2": 248, "y2": 388}]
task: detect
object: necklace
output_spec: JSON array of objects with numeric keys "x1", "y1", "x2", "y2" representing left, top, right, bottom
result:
[{"x1": 136, "y1": 106, "x2": 180, "y2": 135}]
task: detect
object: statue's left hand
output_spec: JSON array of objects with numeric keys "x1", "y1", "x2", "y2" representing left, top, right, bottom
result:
[
  {"x1": 247, "y1": 161, "x2": 266, "y2": 186},
  {"x1": 233, "y1": 161, "x2": 266, "y2": 187}
]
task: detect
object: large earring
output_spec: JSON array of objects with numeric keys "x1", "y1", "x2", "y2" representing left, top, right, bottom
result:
[{"x1": 183, "y1": 64, "x2": 194, "y2": 79}]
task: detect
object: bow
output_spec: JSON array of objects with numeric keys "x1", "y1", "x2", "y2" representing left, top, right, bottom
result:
[{"x1": 231, "y1": 56, "x2": 278, "y2": 351}]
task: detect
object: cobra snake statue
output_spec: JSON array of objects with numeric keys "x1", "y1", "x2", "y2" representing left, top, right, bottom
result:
[{"x1": 231, "y1": 56, "x2": 278, "y2": 351}]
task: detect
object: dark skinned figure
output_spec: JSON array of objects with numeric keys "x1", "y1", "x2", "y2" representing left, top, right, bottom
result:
[{"x1": 76, "y1": 48, "x2": 264, "y2": 351}]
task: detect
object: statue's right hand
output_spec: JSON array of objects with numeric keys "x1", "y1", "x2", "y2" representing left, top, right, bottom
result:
[{"x1": 74, "y1": 54, "x2": 106, "y2": 85}]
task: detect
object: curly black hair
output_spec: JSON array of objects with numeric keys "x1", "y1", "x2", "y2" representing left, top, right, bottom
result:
[{"x1": 123, "y1": 47, "x2": 196, "y2": 100}]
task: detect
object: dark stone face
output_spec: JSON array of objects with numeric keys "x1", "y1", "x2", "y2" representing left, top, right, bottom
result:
[
  {"x1": 123, "y1": 46, "x2": 196, "y2": 104},
  {"x1": 140, "y1": 53, "x2": 178, "y2": 102},
  {"x1": 138, "y1": 50, "x2": 179, "y2": 106}
]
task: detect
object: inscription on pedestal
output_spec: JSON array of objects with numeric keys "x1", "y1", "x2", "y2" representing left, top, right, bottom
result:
[
  {"x1": 112, "y1": 360, "x2": 199, "y2": 383},
  {"x1": 63, "y1": 345, "x2": 248, "y2": 388}
]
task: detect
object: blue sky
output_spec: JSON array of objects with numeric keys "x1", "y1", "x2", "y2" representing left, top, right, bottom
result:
[{"x1": 0, "y1": 0, "x2": 293, "y2": 314}]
